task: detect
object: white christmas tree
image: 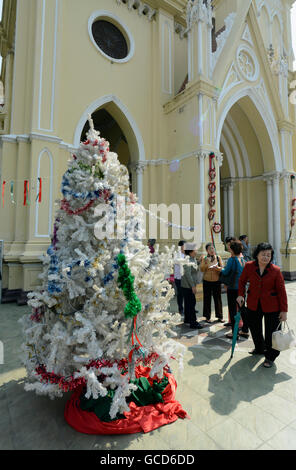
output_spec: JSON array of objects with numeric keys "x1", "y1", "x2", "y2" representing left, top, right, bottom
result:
[{"x1": 20, "y1": 117, "x2": 187, "y2": 420}]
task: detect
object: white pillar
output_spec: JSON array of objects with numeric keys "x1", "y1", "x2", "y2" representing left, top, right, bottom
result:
[
  {"x1": 215, "y1": 152, "x2": 223, "y2": 242},
  {"x1": 198, "y1": 93, "x2": 203, "y2": 146},
  {"x1": 135, "y1": 163, "x2": 145, "y2": 205},
  {"x1": 283, "y1": 173, "x2": 290, "y2": 243},
  {"x1": 265, "y1": 177, "x2": 274, "y2": 246},
  {"x1": 223, "y1": 184, "x2": 229, "y2": 237},
  {"x1": 228, "y1": 181, "x2": 234, "y2": 237},
  {"x1": 272, "y1": 173, "x2": 282, "y2": 266},
  {"x1": 197, "y1": 19, "x2": 203, "y2": 75},
  {"x1": 187, "y1": 31, "x2": 192, "y2": 82},
  {"x1": 198, "y1": 152, "x2": 206, "y2": 243}
]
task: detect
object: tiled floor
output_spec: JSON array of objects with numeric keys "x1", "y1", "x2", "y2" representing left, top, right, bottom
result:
[{"x1": 1, "y1": 282, "x2": 296, "y2": 450}]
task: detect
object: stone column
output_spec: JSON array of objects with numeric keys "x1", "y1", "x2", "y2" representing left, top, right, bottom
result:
[
  {"x1": 197, "y1": 152, "x2": 206, "y2": 243},
  {"x1": 186, "y1": 0, "x2": 212, "y2": 82},
  {"x1": 265, "y1": 177, "x2": 274, "y2": 246},
  {"x1": 282, "y1": 172, "x2": 290, "y2": 244},
  {"x1": 215, "y1": 152, "x2": 223, "y2": 242},
  {"x1": 134, "y1": 162, "x2": 145, "y2": 205},
  {"x1": 222, "y1": 183, "x2": 229, "y2": 238},
  {"x1": 228, "y1": 181, "x2": 235, "y2": 237},
  {"x1": 272, "y1": 173, "x2": 282, "y2": 266}
]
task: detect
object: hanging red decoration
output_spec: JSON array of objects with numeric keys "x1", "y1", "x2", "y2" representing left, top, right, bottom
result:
[
  {"x1": 208, "y1": 182, "x2": 216, "y2": 193},
  {"x1": 24, "y1": 180, "x2": 29, "y2": 206},
  {"x1": 212, "y1": 222, "x2": 222, "y2": 234},
  {"x1": 208, "y1": 209, "x2": 216, "y2": 221},
  {"x1": 38, "y1": 178, "x2": 42, "y2": 203},
  {"x1": 208, "y1": 196, "x2": 216, "y2": 207},
  {"x1": 2, "y1": 180, "x2": 6, "y2": 208}
]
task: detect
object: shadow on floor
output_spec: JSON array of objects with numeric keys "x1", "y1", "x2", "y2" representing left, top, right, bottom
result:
[
  {"x1": 0, "y1": 378, "x2": 142, "y2": 450},
  {"x1": 207, "y1": 356, "x2": 292, "y2": 416}
]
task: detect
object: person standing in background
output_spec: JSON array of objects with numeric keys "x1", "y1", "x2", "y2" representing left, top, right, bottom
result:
[
  {"x1": 213, "y1": 240, "x2": 248, "y2": 339},
  {"x1": 200, "y1": 243, "x2": 224, "y2": 324},
  {"x1": 148, "y1": 239, "x2": 156, "y2": 254},
  {"x1": 224, "y1": 236, "x2": 236, "y2": 327},
  {"x1": 239, "y1": 235, "x2": 252, "y2": 262},
  {"x1": 174, "y1": 240, "x2": 185, "y2": 316},
  {"x1": 181, "y1": 243, "x2": 203, "y2": 330}
]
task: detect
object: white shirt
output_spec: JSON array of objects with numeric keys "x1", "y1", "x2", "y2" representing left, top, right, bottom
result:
[{"x1": 174, "y1": 252, "x2": 185, "y2": 280}]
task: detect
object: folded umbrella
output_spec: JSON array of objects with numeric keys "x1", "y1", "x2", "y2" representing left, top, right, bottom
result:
[{"x1": 230, "y1": 308, "x2": 241, "y2": 359}]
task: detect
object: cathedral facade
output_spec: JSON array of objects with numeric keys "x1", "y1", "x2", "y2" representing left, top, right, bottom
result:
[{"x1": 0, "y1": 0, "x2": 296, "y2": 303}]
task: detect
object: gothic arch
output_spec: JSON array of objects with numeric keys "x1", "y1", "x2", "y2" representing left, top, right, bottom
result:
[
  {"x1": 216, "y1": 86, "x2": 282, "y2": 172},
  {"x1": 73, "y1": 94, "x2": 145, "y2": 163}
]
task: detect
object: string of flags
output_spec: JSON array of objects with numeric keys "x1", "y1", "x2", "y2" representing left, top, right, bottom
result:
[{"x1": 1, "y1": 177, "x2": 43, "y2": 208}]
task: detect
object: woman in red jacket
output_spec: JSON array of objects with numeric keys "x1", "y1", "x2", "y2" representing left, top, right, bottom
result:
[{"x1": 237, "y1": 243, "x2": 288, "y2": 368}]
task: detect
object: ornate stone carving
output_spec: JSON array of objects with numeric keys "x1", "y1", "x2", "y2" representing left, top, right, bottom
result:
[
  {"x1": 186, "y1": 0, "x2": 212, "y2": 32},
  {"x1": 174, "y1": 22, "x2": 187, "y2": 39},
  {"x1": 115, "y1": 0, "x2": 156, "y2": 22},
  {"x1": 267, "y1": 45, "x2": 288, "y2": 77},
  {"x1": 236, "y1": 45, "x2": 259, "y2": 82}
]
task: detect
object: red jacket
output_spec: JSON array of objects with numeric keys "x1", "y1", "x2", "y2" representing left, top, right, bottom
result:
[{"x1": 238, "y1": 261, "x2": 288, "y2": 313}]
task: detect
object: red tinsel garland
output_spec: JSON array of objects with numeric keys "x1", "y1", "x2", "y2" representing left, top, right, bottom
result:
[
  {"x1": 34, "y1": 352, "x2": 165, "y2": 393},
  {"x1": 61, "y1": 199, "x2": 95, "y2": 216}
]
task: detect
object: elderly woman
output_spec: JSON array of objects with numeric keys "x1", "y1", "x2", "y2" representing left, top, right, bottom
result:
[{"x1": 237, "y1": 242, "x2": 288, "y2": 368}]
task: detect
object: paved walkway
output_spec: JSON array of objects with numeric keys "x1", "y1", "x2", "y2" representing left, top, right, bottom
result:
[{"x1": 1, "y1": 283, "x2": 296, "y2": 450}]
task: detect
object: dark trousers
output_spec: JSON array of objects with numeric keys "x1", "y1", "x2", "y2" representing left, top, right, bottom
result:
[
  {"x1": 203, "y1": 280, "x2": 223, "y2": 320},
  {"x1": 183, "y1": 287, "x2": 197, "y2": 327},
  {"x1": 174, "y1": 279, "x2": 184, "y2": 314},
  {"x1": 227, "y1": 289, "x2": 249, "y2": 334},
  {"x1": 247, "y1": 304, "x2": 281, "y2": 362}
]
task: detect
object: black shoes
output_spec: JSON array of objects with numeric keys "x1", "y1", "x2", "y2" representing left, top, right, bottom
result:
[
  {"x1": 248, "y1": 349, "x2": 265, "y2": 355},
  {"x1": 190, "y1": 322, "x2": 203, "y2": 329}
]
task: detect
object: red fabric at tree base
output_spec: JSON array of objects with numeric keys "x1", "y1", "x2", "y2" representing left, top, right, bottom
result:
[{"x1": 64, "y1": 367, "x2": 189, "y2": 435}]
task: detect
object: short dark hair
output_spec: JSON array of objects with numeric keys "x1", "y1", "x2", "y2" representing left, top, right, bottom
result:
[
  {"x1": 225, "y1": 236, "x2": 235, "y2": 244},
  {"x1": 185, "y1": 250, "x2": 194, "y2": 256},
  {"x1": 239, "y1": 235, "x2": 247, "y2": 241},
  {"x1": 205, "y1": 243, "x2": 213, "y2": 251},
  {"x1": 178, "y1": 240, "x2": 185, "y2": 247},
  {"x1": 148, "y1": 239, "x2": 156, "y2": 246},
  {"x1": 230, "y1": 240, "x2": 243, "y2": 255},
  {"x1": 252, "y1": 242, "x2": 274, "y2": 262}
]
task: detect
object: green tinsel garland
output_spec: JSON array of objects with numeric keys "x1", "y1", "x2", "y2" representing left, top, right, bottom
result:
[
  {"x1": 117, "y1": 253, "x2": 142, "y2": 319},
  {"x1": 68, "y1": 162, "x2": 104, "y2": 179}
]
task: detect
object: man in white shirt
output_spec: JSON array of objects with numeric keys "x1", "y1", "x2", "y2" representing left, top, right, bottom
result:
[{"x1": 174, "y1": 241, "x2": 185, "y2": 315}]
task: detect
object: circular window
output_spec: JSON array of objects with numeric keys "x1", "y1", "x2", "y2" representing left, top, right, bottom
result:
[
  {"x1": 92, "y1": 20, "x2": 128, "y2": 60},
  {"x1": 88, "y1": 11, "x2": 135, "y2": 63}
]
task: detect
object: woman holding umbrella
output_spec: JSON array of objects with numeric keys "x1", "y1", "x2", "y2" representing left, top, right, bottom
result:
[{"x1": 237, "y1": 242, "x2": 288, "y2": 368}]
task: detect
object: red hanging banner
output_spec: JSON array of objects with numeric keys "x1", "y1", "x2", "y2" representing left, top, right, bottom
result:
[
  {"x1": 24, "y1": 180, "x2": 29, "y2": 206},
  {"x1": 2, "y1": 180, "x2": 6, "y2": 208},
  {"x1": 38, "y1": 177, "x2": 42, "y2": 203}
]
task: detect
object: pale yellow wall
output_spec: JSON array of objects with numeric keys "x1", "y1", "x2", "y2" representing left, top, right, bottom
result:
[{"x1": 1, "y1": 0, "x2": 296, "y2": 293}]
